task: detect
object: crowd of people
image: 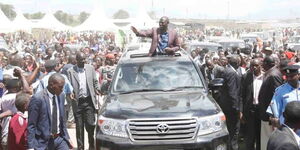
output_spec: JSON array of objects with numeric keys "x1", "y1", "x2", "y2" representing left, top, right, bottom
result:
[
  {"x1": 194, "y1": 34, "x2": 300, "y2": 150},
  {"x1": 0, "y1": 15, "x2": 299, "y2": 150},
  {"x1": 0, "y1": 29, "x2": 119, "y2": 150}
]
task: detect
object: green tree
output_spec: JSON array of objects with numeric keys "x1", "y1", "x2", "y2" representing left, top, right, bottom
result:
[
  {"x1": 79, "y1": 11, "x2": 89, "y2": 23},
  {"x1": 113, "y1": 9, "x2": 130, "y2": 19},
  {"x1": 54, "y1": 10, "x2": 78, "y2": 26},
  {"x1": 0, "y1": 3, "x2": 16, "y2": 20},
  {"x1": 30, "y1": 12, "x2": 45, "y2": 19},
  {"x1": 54, "y1": 10, "x2": 64, "y2": 22},
  {"x1": 24, "y1": 13, "x2": 30, "y2": 19}
]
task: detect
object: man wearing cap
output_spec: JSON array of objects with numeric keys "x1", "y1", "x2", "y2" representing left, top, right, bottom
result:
[
  {"x1": 267, "y1": 101, "x2": 300, "y2": 150},
  {"x1": 267, "y1": 63, "x2": 300, "y2": 129},
  {"x1": 261, "y1": 47, "x2": 273, "y2": 57},
  {"x1": 261, "y1": 47, "x2": 280, "y2": 59},
  {"x1": 131, "y1": 16, "x2": 180, "y2": 56}
]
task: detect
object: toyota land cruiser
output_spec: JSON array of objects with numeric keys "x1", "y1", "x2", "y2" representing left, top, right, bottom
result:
[{"x1": 96, "y1": 48, "x2": 228, "y2": 150}]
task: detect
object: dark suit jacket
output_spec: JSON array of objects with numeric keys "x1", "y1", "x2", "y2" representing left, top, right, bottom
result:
[
  {"x1": 258, "y1": 66, "x2": 283, "y2": 121},
  {"x1": 219, "y1": 65, "x2": 242, "y2": 113},
  {"x1": 267, "y1": 125, "x2": 300, "y2": 150},
  {"x1": 200, "y1": 65, "x2": 224, "y2": 84},
  {"x1": 136, "y1": 27, "x2": 180, "y2": 56},
  {"x1": 27, "y1": 89, "x2": 70, "y2": 150},
  {"x1": 241, "y1": 70, "x2": 254, "y2": 120},
  {"x1": 67, "y1": 64, "x2": 100, "y2": 109}
]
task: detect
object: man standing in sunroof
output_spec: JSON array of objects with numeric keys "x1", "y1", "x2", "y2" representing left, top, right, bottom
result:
[{"x1": 131, "y1": 16, "x2": 180, "y2": 56}]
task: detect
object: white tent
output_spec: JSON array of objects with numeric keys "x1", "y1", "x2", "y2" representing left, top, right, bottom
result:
[
  {"x1": 130, "y1": 6, "x2": 157, "y2": 29},
  {"x1": 33, "y1": 12, "x2": 71, "y2": 31},
  {"x1": 12, "y1": 10, "x2": 33, "y2": 32},
  {"x1": 74, "y1": 2, "x2": 118, "y2": 31},
  {"x1": 0, "y1": 9, "x2": 13, "y2": 33}
]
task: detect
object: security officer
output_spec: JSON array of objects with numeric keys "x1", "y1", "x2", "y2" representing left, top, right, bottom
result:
[{"x1": 267, "y1": 63, "x2": 300, "y2": 128}]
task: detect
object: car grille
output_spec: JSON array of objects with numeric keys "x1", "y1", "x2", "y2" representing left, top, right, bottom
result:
[{"x1": 127, "y1": 118, "x2": 198, "y2": 142}]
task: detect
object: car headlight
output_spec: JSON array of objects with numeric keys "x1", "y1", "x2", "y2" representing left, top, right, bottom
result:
[
  {"x1": 98, "y1": 116, "x2": 128, "y2": 138},
  {"x1": 197, "y1": 113, "x2": 226, "y2": 136}
]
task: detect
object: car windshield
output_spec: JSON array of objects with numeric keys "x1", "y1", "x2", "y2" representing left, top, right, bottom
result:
[{"x1": 113, "y1": 60, "x2": 203, "y2": 93}]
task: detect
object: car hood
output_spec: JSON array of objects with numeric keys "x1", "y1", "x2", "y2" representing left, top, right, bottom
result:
[{"x1": 101, "y1": 90, "x2": 221, "y2": 119}]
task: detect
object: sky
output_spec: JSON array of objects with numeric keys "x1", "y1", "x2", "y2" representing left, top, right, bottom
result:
[{"x1": 1, "y1": 0, "x2": 300, "y2": 20}]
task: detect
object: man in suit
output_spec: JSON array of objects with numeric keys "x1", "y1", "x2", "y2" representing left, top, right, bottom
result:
[
  {"x1": 200, "y1": 59, "x2": 215, "y2": 83},
  {"x1": 242, "y1": 59, "x2": 263, "y2": 150},
  {"x1": 27, "y1": 73, "x2": 73, "y2": 150},
  {"x1": 67, "y1": 52, "x2": 100, "y2": 150},
  {"x1": 258, "y1": 56, "x2": 284, "y2": 150},
  {"x1": 267, "y1": 101, "x2": 300, "y2": 150},
  {"x1": 131, "y1": 16, "x2": 180, "y2": 56},
  {"x1": 219, "y1": 55, "x2": 243, "y2": 150}
]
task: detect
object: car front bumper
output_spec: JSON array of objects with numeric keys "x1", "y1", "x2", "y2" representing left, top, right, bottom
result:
[{"x1": 96, "y1": 128, "x2": 228, "y2": 150}]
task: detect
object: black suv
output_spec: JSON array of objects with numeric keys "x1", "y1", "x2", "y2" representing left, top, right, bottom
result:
[{"x1": 96, "y1": 49, "x2": 228, "y2": 150}]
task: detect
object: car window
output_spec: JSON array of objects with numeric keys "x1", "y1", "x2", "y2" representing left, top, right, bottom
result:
[{"x1": 113, "y1": 60, "x2": 203, "y2": 93}]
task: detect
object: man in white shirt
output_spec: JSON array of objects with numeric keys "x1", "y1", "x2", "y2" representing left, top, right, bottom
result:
[
  {"x1": 67, "y1": 52, "x2": 100, "y2": 150},
  {"x1": 27, "y1": 73, "x2": 73, "y2": 150},
  {"x1": 242, "y1": 59, "x2": 263, "y2": 150}
]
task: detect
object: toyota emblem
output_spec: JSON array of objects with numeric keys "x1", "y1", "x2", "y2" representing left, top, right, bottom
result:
[{"x1": 156, "y1": 123, "x2": 170, "y2": 134}]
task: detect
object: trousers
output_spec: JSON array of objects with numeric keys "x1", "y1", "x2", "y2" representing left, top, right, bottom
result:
[
  {"x1": 74, "y1": 96, "x2": 96, "y2": 150},
  {"x1": 47, "y1": 136, "x2": 69, "y2": 150}
]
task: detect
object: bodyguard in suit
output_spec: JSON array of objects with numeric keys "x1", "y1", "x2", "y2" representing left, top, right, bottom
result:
[
  {"x1": 219, "y1": 55, "x2": 243, "y2": 150},
  {"x1": 267, "y1": 101, "x2": 300, "y2": 150},
  {"x1": 258, "y1": 56, "x2": 283, "y2": 150},
  {"x1": 27, "y1": 73, "x2": 73, "y2": 150},
  {"x1": 242, "y1": 59, "x2": 263, "y2": 150},
  {"x1": 67, "y1": 52, "x2": 100, "y2": 150},
  {"x1": 131, "y1": 16, "x2": 180, "y2": 56}
]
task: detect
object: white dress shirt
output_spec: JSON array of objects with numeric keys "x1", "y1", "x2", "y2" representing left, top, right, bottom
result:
[
  {"x1": 78, "y1": 67, "x2": 89, "y2": 98},
  {"x1": 47, "y1": 90, "x2": 60, "y2": 134},
  {"x1": 253, "y1": 74, "x2": 263, "y2": 105}
]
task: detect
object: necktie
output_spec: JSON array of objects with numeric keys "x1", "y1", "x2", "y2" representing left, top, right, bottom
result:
[{"x1": 52, "y1": 96, "x2": 58, "y2": 134}]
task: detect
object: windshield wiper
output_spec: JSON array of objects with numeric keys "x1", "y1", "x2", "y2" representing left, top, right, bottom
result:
[
  {"x1": 164, "y1": 86, "x2": 204, "y2": 91},
  {"x1": 118, "y1": 86, "x2": 203, "y2": 94},
  {"x1": 119, "y1": 89, "x2": 169, "y2": 94}
]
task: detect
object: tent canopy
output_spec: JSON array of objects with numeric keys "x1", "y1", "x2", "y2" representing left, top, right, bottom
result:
[
  {"x1": 74, "y1": 2, "x2": 118, "y2": 31},
  {"x1": 12, "y1": 10, "x2": 33, "y2": 32},
  {"x1": 130, "y1": 6, "x2": 157, "y2": 29},
  {"x1": 0, "y1": 9, "x2": 13, "y2": 33},
  {"x1": 33, "y1": 12, "x2": 71, "y2": 31}
]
